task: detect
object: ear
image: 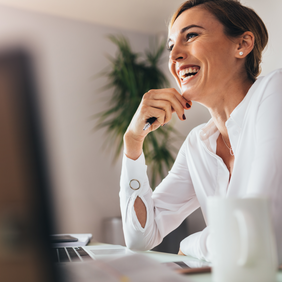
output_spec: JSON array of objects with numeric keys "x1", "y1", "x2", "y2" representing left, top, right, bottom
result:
[{"x1": 235, "y1": 31, "x2": 255, "y2": 58}]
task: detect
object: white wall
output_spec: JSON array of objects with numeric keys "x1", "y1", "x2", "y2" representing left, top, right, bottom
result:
[
  {"x1": 0, "y1": 5, "x2": 154, "y2": 242},
  {"x1": 0, "y1": 0, "x2": 281, "y2": 243},
  {"x1": 244, "y1": 0, "x2": 282, "y2": 76}
]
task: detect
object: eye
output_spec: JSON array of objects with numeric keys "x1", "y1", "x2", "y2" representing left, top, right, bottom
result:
[
  {"x1": 167, "y1": 32, "x2": 198, "y2": 52},
  {"x1": 167, "y1": 43, "x2": 174, "y2": 52},
  {"x1": 186, "y1": 32, "x2": 198, "y2": 41}
]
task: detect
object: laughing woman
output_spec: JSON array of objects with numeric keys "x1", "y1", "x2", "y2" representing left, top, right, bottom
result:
[{"x1": 119, "y1": 0, "x2": 282, "y2": 263}]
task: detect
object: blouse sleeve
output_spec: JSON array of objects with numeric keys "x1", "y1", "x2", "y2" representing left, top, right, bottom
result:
[
  {"x1": 119, "y1": 137, "x2": 200, "y2": 251},
  {"x1": 245, "y1": 70, "x2": 282, "y2": 264}
]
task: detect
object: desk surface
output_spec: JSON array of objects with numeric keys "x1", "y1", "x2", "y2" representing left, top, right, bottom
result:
[
  {"x1": 89, "y1": 243, "x2": 282, "y2": 282},
  {"x1": 139, "y1": 249, "x2": 282, "y2": 282},
  {"x1": 137, "y1": 250, "x2": 211, "y2": 282}
]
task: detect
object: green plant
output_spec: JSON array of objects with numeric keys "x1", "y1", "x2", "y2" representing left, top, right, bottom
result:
[{"x1": 95, "y1": 35, "x2": 181, "y2": 187}]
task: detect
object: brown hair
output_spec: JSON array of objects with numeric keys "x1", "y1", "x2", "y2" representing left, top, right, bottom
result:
[{"x1": 169, "y1": 0, "x2": 268, "y2": 82}]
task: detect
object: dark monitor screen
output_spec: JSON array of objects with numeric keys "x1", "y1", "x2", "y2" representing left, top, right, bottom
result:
[{"x1": 0, "y1": 48, "x2": 60, "y2": 282}]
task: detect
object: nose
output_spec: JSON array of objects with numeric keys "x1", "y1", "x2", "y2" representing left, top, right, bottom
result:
[{"x1": 169, "y1": 43, "x2": 187, "y2": 63}]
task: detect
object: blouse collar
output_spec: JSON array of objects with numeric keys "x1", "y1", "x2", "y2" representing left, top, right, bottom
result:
[{"x1": 199, "y1": 77, "x2": 263, "y2": 154}]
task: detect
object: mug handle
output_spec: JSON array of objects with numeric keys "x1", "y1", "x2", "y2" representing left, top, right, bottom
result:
[{"x1": 233, "y1": 209, "x2": 256, "y2": 266}]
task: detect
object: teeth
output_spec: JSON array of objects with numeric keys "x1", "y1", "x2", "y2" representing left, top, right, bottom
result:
[
  {"x1": 182, "y1": 75, "x2": 194, "y2": 82},
  {"x1": 179, "y1": 67, "x2": 199, "y2": 79}
]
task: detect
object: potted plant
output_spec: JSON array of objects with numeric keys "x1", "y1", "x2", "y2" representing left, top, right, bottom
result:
[{"x1": 95, "y1": 35, "x2": 182, "y2": 187}]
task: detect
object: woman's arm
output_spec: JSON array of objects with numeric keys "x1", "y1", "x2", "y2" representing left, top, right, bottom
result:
[
  {"x1": 120, "y1": 135, "x2": 200, "y2": 251},
  {"x1": 123, "y1": 88, "x2": 190, "y2": 228}
]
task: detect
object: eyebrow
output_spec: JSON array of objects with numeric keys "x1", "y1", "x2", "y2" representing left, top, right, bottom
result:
[{"x1": 167, "y1": 24, "x2": 205, "y2": 45}]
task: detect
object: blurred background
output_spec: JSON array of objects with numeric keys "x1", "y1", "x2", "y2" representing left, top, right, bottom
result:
[{"x1": 0, "y1": 0, "x2": 281, "y2": 248}]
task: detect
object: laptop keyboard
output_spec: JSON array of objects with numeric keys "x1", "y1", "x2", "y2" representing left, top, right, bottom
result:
[{"x1": 52, "y1": 247, "x2": 93, "y2": 263}]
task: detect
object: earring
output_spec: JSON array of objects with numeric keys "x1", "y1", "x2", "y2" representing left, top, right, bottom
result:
[{"x1": 239, "y1": 51, "x2": 243, "y2": 56}]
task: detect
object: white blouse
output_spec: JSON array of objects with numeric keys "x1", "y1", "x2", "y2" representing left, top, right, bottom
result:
[{"x1": 119, "y1": 69, "x2": 282, "y2": 264}]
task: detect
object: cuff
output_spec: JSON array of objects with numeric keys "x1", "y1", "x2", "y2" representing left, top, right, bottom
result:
[{"x1": 120, "y1": 152, "x2": 149, "y2": 199}]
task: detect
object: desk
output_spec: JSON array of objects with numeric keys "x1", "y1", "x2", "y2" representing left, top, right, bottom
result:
[
  {"x1": 138, "y1": 250, "x2": 212, "y2": 282},
  {"x1": 138, "y1": 249, "x2": 282, "y2": 282},
  {"x1": 88, "y1": 243, "x2": 282, "y2": 282}
]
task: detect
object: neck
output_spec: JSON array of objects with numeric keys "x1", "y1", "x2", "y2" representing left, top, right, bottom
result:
[{"x1": 206, "y1": 77, "x2": 253, "y2": 140}]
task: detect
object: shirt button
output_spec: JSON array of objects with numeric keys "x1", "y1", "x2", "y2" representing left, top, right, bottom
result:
[{"x1": 129, "y1": 179, "x2": 141, "y2": 190}]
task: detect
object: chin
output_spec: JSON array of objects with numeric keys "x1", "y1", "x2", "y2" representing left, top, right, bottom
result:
[{"x1": 181, "y1": 88, "x2": 194, "y2": 99}]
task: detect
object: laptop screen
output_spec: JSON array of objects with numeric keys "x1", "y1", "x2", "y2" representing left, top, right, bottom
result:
[{"x1": 0, "y1": 47, "x2": 60, "y2": 282}]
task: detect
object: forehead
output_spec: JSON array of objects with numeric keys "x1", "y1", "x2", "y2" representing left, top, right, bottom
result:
[{"x1": 168, "y1": 6, "x2": 223, "y2": 39}]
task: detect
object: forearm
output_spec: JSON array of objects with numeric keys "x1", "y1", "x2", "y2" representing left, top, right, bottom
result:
[
  {"x1": 120, "y1": 192, "x2": 161, "y2": 251},
  {"x1": 123, "y1": 131, "x2": 143, "y2": 160},
  {"x1": 119, "y1": 152, "x2": 160, "y2": 250},
  {"x1": 119, "y1": 143, "x2": 199, "y2": 251},
  {"x1": 123, "y1": 131, "x2": 148, "y2": 228}
]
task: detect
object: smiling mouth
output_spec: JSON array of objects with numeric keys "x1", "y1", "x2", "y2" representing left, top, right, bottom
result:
[{"x1": 179, "y1": 67, "x2": 200, "y2": 82}]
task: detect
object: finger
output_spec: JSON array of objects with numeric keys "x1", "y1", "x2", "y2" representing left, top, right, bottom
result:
[
  {"x1": 140, "y1": 106, "x2": 166, "y2": 127},
  {"x1": 143, "y1": 108, "x2": 165, "y2": 131},
  {"x1": 169, "y1": 88, "x2": 192, "y2": 110},
  {"x1": 147, "y1": 88, "x2": 191, "y2": 110},
  {"x1": 144, "y1": 89, "x2": 186, "y2": 121},
  {"x1": 142, "y1": 99, "x2": 173, "y2": 124}
]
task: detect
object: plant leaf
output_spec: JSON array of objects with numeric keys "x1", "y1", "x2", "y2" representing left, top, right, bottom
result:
[{"x1": 93, "y1": 34, "x2": 182, "y2": 188}]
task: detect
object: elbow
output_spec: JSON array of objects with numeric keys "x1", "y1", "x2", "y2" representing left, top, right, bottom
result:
[
  {"x1": 124, "y1": 229, "x2": 161, "y2": 252},
  {"x1": 124, "y1": 236, "x2": 148, "y2": 251}
]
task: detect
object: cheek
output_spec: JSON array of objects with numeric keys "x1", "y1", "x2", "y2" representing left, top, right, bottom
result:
[
  {"x1": 168, "y1": 60, "x2": 181, "y2": 88},
  {"x1": 168, "y1": 60, "x2": 174, "y2": 75},
  {"x1": 204, "y1": 41, "x2": 234, "y2": 68}
]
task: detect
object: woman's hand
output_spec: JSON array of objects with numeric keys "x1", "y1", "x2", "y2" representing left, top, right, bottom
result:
[{"x1": 124, "y1": 88, "x2": 191, "y2": 160}]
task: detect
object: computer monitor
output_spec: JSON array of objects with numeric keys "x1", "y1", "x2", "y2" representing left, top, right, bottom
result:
[{"x1": 0, "y1": 47, "x2": 60, "y2": 282}]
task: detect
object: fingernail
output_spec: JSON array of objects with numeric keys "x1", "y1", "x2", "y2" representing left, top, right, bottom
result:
[
  {"x1": 186, "y1": 103, "x2": 191, "y2": 108},
  {"x1": 183, "y1": 114, "x2": 186, "y2": 120}
]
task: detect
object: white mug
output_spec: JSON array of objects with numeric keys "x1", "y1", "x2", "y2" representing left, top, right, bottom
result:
[{"x1": 207, "y1": 197, "x2": 278, "y2": 282}]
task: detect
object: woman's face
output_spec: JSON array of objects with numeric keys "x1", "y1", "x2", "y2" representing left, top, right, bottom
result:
[{"x1": 168, "y1": 6, "x2": 241, "y2": 104}]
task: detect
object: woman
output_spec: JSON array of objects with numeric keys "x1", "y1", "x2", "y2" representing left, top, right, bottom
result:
[{"x1": 120, "y1": 0, "x2": 282, "y2": 263}]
